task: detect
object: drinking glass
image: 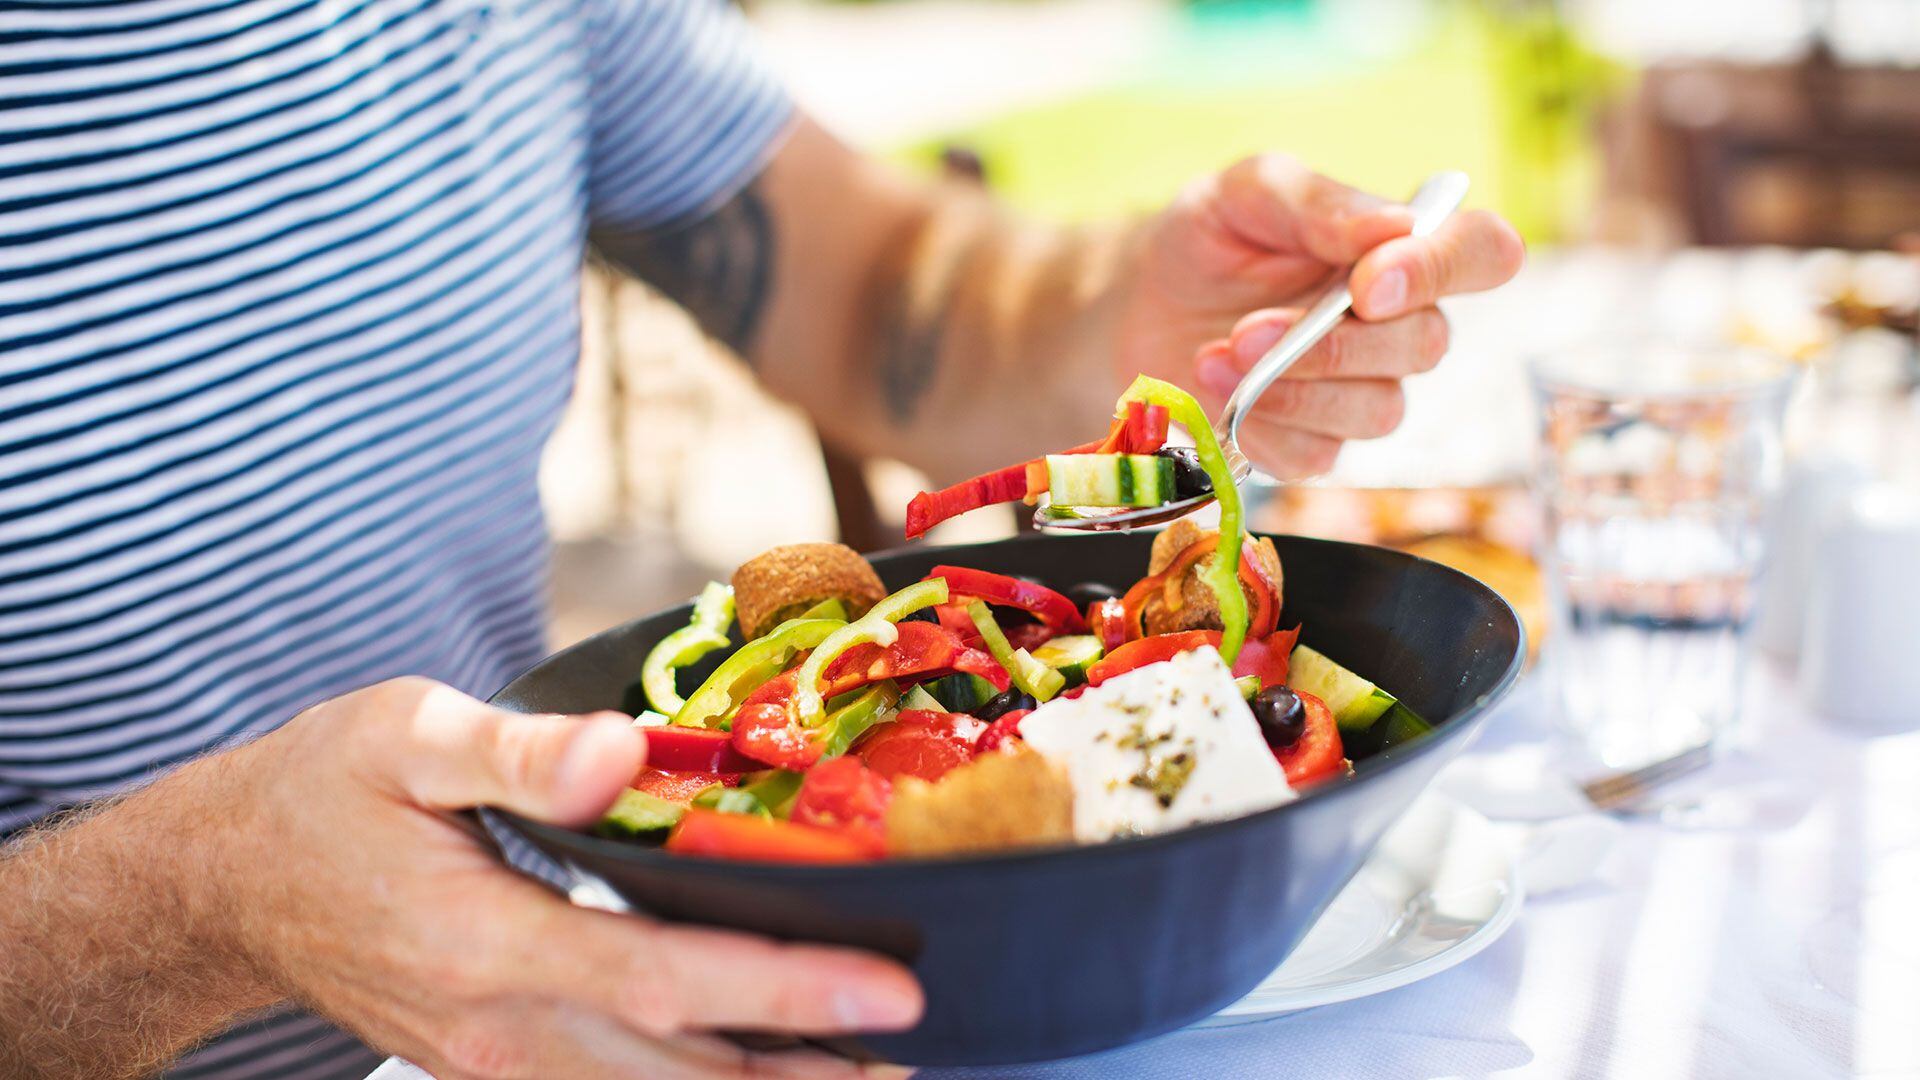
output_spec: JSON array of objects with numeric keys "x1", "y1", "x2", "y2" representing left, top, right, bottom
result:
[{"x1": 1530, "y1": 345, "x2": 1795, "y2": 768}]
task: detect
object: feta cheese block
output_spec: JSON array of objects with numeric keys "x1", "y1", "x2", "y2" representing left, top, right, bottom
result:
[{"x1": 1016, "y1": 646, "x2": 1294, "y2": 842}]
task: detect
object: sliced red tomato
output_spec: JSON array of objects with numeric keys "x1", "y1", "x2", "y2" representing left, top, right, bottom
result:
[
  {"x1": 1275, "y1": 690, "x2": 1345, "y2": 786},
  {"x1": 1231, "y1": 625, "x2": 1301, "y2": 690},
  {"x1": 822, "y1": 620, "x2": 955, "y2": 687},
  {"x1": 791, "y1": 756, "x2": 892, "y2": 855},
  {"x1": 1090, "y1": 596, "x2": 1132, "y2": 651},
  {"x1": 973, "y1": 708, "x2": 1031, "y2": 753},
  {"x1": 665, "y1": 809, "x2": 877, "y2": 864},
  {"x1": 1084, "y1": 630, "x2": 1223, "y2": 686},
  {"x1": 643, "y1": 726, "x2": 764, "y2": 774},
  {"x1": 925, "y1": 566, "x2": 1087, "y2": 633},
  {"x1": 853, "y1": 709, "x2": 987, "y2": 783},
  {"x1": 630, "y1": 767, "x2": 737, "y2": 804}
]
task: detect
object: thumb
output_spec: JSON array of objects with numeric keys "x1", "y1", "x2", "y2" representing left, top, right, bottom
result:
[
  {"x1": 387, "y1": 683, "x2": 645, "y2": 826},
  {"x1": 1216, "y1": 154, "x2": 1416, "y2": 266}
]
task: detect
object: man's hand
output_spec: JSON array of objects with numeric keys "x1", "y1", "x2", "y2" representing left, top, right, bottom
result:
[
  {"x1": 1118, "y1": 154, "x2": 1525, "y2": 476},
  {"x1": 0, "y1": 679, "x2": 920, "y2": 1080}
]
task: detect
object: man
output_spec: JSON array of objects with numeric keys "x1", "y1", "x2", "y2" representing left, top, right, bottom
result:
[{"x1": 0, "y1": 1, "x2": 1523, "y2": 1077}]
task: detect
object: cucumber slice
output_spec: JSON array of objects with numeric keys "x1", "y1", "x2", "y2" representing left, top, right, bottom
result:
[
  {"x1": 1045, "y1": 453, "x2": 1175, "y2": 508},
  {"x1": 1288, "y1": 644, "x2": 1397, "y2": 732},
  {"x1": 1234, "y1": 675, "x2": 1260, "y2": 700},
  {"x1": 900, "y1": 684, "x2": 947, "y2": 712},
  {"x1": 593, "y1": 789, "x2": 685, "y2": 839},
  {"x1": 1031, "y1": 634, "x2": 1104, "y2": 686}
]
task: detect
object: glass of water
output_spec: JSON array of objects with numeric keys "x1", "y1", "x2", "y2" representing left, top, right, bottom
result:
[{"x1": 1530, "y1": 345, "x2": 1795, "y2": 768}]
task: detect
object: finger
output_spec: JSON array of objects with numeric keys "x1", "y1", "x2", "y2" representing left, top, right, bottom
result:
[
  {"x1": 1234, "y1": 378, "x2": 1407, "y2": 441},
  {"x1": 1234, "y1": 419, "x2": 1345, "y2": 480},
  {"x1": 1217, "y1": 307, "x2": 1449, "y2": 381},
  {"x1": 1214, "y1": 154, "x2": 1416, "y2": 266},
  {"x1": 1350, "y1": 208, "x2": 1525, "y2": 320},
  {"x1": 518, "y1": 899, "x2": 924, "y2": 1039},
  {"x1": 376, "y1": 679, "x2": 644, "y2": 826}
]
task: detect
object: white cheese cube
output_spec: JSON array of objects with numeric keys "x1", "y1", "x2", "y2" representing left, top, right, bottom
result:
[{"x1": 1017, "y1": 646, "x2": 1294, "y2": 842}]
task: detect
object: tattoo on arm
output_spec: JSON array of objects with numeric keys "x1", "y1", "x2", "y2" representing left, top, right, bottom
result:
[
  {"x1": 874, "y1": 217, "x2": 985, "y2": 426},
  {"x1": 592, "y1": 182, "x2": 776, "y2": 359}
]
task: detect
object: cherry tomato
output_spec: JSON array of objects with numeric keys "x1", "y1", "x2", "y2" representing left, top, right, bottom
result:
[
  {"x1": 1274, "y1": 690, "x2": 1346, "y2": 787},
  {"x1": 792, "y1": 756, "x2": 893, "y2": 854},
  {"x1": 853, "y1": 709, "x2": 987, "y2": 783}
]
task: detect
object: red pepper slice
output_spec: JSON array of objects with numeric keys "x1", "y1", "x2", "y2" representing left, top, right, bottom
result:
[
  {"x1": 926, "y1": 566, "x2": 1089, "y2": 633},
  {"x1": 1090, "y1": 597, "x2": 1131, "y2": 652},
  {"x1": 1085, "y1": 630, "x2": 1224, "y2": 686},
  {"x1": 1118, "y1": 534, "x2": 1278, "y2": 640},
  {"x1": 935, "y1": 603, "x2": 985, "y2": 647},
  {"x1": 644, "y1": 726, "x2": 765, "y2": 774},
  {"x1": 1084, "y1": 628, "x2": 1299, "y2": 689},
  {"x1": 903, "y1": 405, "x2": 1176, "y2": 538},
  {"x1": 853, "y1": 709, "x2": 987, "y2": 783},
  {"x1": 791, "y1": 756, "x2": 892, "y2": 856},
  {"x1": 973, "y1": 708, "x2": 1031, "y2": 753},
  {"x1": 630, "y1": 766, "x2": 739, "y2": 804},
  {"x1": 1275, "y1": 690, "x2": 1345, "y2": 786},
  {"x1": 665, "y1": 809, "x2": 877, "y2": 863}
]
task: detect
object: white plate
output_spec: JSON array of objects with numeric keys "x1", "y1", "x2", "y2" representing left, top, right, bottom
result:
[{"x1": 1197, "y1": 792, "x2": 1522, "y2": 1025}]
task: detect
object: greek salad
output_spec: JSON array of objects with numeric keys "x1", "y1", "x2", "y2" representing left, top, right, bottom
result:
[{"x1": 603, "y1": 378, "x2": 1428, "y2": 863}]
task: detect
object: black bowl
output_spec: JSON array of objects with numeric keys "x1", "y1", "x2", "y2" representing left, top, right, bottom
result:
[{"x1": 487, "y1": 533, "x2": 1524, "y2": 1067}]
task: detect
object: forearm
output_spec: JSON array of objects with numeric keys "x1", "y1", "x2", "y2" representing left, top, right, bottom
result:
[
  {"x1": 799, "y1": 183, "x2": 1140, "y2": 480},
  {"x1": 595, "y1": 118, "x2": 1139, "y2": 482},
  {"x1": 0, "y1": 752, "x2": 281, "y2": 1079}
]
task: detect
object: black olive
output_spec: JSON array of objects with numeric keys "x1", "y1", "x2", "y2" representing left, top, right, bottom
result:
[
  {"x1": 1157, "y1": 447, "x2": 1214, "y2": 499},
  {"x1": 1251, "y1": 686, "x2": 1307, "y2": 750},
  {"x1": 976, "y1": 688, "x2": 1039, "y2": 721},
  {"x1": 1065, "y1": 581, "x2": 1120, "y2": 610},
  {"x1": 900, "y1": 607, "x2": 940, "y2": 625}
]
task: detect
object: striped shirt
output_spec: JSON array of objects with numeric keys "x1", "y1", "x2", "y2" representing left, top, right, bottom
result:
[{"x1": 0, "y1": 0, "x2": 791, "y2": 1075}]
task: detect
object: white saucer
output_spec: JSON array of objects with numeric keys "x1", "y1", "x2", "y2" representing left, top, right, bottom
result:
[{"x1": 1198, "y1": 792, "x2": 1522, "y2": 1025}]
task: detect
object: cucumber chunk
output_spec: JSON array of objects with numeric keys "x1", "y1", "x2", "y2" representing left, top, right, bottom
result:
[
  {"x1": 900, "y1": 685, "x2": 947, "y2": 712},
  {"x1": 1045, "y1": 453, "x2": 1175, "y2": 508},
  {"x1": 593, "y1": 789, "x2": 685, "y2": 839},
  {"x1": 1031, "y1": 634, "x2": 1104, "y2": 686},
  {"x1": 1288, "y1": 644, "x2": 1397, "y2": 732}
]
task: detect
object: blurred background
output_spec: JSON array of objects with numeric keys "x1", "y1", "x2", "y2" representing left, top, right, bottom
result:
[{"x1": 541, "y1": 0, "x2": 1920, "y2": 650}]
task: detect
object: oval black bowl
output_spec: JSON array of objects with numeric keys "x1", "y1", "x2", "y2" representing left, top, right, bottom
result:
[{"x1": 488, "y1": 533, "x2": 1524, "y2": 1067}]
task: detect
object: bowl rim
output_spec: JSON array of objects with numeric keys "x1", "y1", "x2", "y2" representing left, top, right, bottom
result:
[{"x1": 491, "y1": 533, "x2": 1528, "y2": 880}]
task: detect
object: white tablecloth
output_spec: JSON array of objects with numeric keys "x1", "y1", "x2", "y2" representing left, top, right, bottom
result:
[{"x1": 920, "y1": 664, "x2": 1920, "y2": 1080}]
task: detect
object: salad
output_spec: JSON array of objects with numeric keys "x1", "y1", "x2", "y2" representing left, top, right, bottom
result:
[{"x1": 604, "y1": 378, "x2": 1428, "y2": 863}]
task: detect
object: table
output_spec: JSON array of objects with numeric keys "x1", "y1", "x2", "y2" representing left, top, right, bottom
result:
[{"x1": 915, "y1": 663, "x2": 1920, "y2": 1080}]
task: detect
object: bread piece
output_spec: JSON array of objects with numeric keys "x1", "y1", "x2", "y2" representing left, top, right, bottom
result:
[
  {"x1": 885, "y1": 746, "x2": 1075, "y2": 857},
  {"x1": 731, "y1": 543, "x2": 887, "y2": 639},
  {"x1": 1141, "y1": 525, "x2": 1283, "y2": 636}
]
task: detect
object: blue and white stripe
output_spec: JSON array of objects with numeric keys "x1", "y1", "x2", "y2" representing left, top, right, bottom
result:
[{"x1": 0, "y1": 0, "x2": 791, "y2": 1074}]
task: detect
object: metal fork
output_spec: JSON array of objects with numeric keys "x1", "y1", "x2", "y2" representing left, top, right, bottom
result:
[{"x1": 1578, "y1": 741, "x2": 1716, "y2": 812}]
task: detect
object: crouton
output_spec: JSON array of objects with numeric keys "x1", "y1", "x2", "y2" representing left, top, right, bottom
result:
[
  {"x1": 731, "y1": 543, "x2": 888, "y2": 639},
  {"x1": 1141, "y1": 523, "x2": 1283, "y2": 636},
  {"x1": 885, "y1": 746, "x2": 1074, "y2": 857}
]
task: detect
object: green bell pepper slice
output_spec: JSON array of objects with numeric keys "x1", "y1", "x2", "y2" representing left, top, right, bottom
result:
[
  {"x1": 965, "y1": 600, "x2": 1065, "y2": 702},
  {"x1": 817, "y1": 682, "x2": 902, "y2": 759},
  {"x1": 672, "y1": 615, "x2": 846, "y2": 729},
  {"x1": 640, "y1": 582, "x2": 736, "y2": 715},
  {"x1": 1116, "y1": 375, "x2": 1249, "y2": 663},
  {"x1": 793, "y1": 579, "x2": 949, "y2": 725}
]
